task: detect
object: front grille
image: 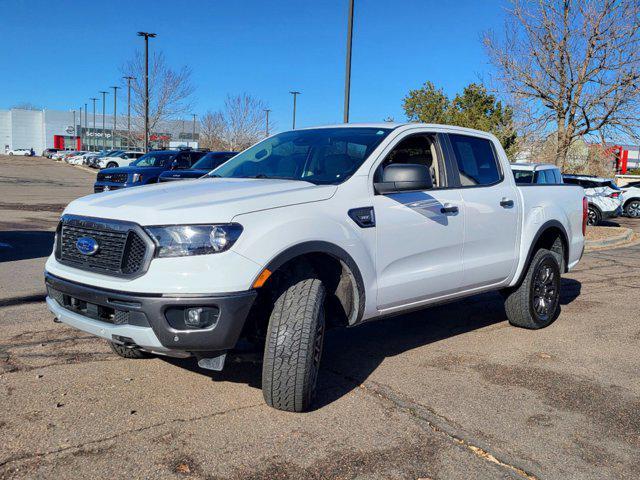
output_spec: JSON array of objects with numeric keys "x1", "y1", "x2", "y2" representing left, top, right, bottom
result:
[
  {"x1": 97, "y1": 172, "x2": 128, "y2": 183},
  {"x1": 56, "y1": 216, "x2": 151, "y2": 277}
]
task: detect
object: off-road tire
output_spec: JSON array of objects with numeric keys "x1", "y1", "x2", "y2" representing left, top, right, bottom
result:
[
  {"x1": 504, "y1": 249, "x2": 561, "y2": 329},
  {"x1": 106, "y1": 161, "x2": 118, "y2": 169},
  {"x1": 587, "y1": 206, "x2": 601, "y2": 226},
  {"x1": 262, "y1": 269, "x2": 326, "y2": 412},
  {"x1": 108, "y1": 341, "x2": 151, "y2": 359}
]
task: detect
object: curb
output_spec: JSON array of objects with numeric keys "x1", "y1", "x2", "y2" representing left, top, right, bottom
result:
[{"x1": 585, "y1": 228, "x2": 634, "y2": 250}]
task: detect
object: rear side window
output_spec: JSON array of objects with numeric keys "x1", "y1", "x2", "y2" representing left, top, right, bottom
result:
[{"x1": 449, "y1": 134, "x2": 501, "y2": 186}]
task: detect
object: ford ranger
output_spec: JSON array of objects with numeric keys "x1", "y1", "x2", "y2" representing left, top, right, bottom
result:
[{"x1": 45, "y1": 124, "x2": 587, "y2": 412}]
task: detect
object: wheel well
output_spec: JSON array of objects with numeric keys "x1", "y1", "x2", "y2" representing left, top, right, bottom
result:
[
  {"x1": 531, "y1": 226, "x2": 568, "y2": 273},
  {"x1": 588, "y1": 203, "x2": 601, "y2": 213}
]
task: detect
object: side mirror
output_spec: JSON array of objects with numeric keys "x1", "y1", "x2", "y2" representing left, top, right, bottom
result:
[{"x1": 374, "y1": 163, "x2": 433, "y2": 194}]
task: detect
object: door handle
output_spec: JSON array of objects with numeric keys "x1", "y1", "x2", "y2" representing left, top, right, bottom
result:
[
  {"x1": 440, "y1": 203, "x2": 459, "y2": 214},
  {"x1": 500, "y1": 198, "x2": 514, "y2": 208}
]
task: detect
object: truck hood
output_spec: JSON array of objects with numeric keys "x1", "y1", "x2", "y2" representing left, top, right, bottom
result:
[{"x1": 65, "y1": 178, "x2": 337, "y2": 224}]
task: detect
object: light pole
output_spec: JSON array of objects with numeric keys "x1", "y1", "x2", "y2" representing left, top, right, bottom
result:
[
  {"x1": 72, "y1": 110, "x2": 76, "y2": 148},
  {"x1": 343, "y1": 0, "x2": 355, "y2": 123},
  {"x1": 137, "y1": 31, "x2": 157, "y2": 152},
  {"x1": 90, "y1": 98, "x2": 98, "y2": 152},
  {"x1": 99, "y1": 91, "x2": 109, "y2": 150},
  {"x1": 289, "y1": 91, "x2": 300, "y2": 129},
  {"x1": 110, "y1": 85, "x2": 120, "y2": 149},
  {"x1": 264, "y1": 109, "x2": 271, "y2": 137},
  {"x1": 191, "y1": 114, "x2": 197, "y2": 147},
  {"x1": 84, "y1": 103, "x2": 88, "y2": 151},
  {"x1": 123, "y1": 76, "x2": 135, "y2": 149}
]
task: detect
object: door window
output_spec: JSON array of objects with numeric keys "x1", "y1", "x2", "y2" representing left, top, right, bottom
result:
[
  {"x1": 449, "y1": 134, "x2": 501, "y2": 186},
  {"x1": 375, "y1": 134, "x2": 444, "y2": 187}
]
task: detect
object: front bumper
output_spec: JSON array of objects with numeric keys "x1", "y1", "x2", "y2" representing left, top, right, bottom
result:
[{"x1": 45, "y1": 272, "x2": 257, "y2": 353}]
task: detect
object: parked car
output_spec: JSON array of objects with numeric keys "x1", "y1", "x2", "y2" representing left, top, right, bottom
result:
[
  {"x1": 46, "y1": 123, "x2": 586, "y2": 412},
  {"x1": 511, "y1": 163, "x2": 563, "y2": 184},
  {"x1": 95, "y1": 151, "x2": 144, "y2": 169},
  {"x1": 93, "y1": 149, "x2": 207, "y2": 192},
  {"x1": 158, "y1": 151, "x2": 238, "y2": 182},
  {"x1": 51, "y1": 150, "x2": 73, "y2": 161},
  {"x1": 562, "y1": 174, "x2": 622, "y2": 225},
  {"x1": 66, "y1": 152, "x2": 91, "y2": 165},
  {"x1": 6, "y1": 148, "x2": 32, "y2": 156},
  {"x1": 620, "y1": 180, "x2": 640, "y2": 217},
  {"x1": 42, "y1": 148, "x2": 59, "y2": 158}
]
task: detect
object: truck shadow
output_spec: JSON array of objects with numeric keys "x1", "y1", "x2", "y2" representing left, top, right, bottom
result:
[
  {"x1": 0, "y1": 231, "x2": 55, "y2": 263},
  {"x1": 162, "y1": 278, "x2": 581, "y2": 411}
]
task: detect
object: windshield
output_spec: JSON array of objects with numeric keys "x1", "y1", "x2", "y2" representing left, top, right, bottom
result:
[
  {"x1": 193, "y1": 152, "x2": 235, "y2": 170},
  {"x1": 513, "y1": 170, "x2": 534, "y2": 184},
  {"x1": 106, "y1": 150, "x2": 123, "y2": 157},
  {"x1": 131, "y1": 152, "x2": 176, "y2": 167},
  {"x1": 210, "y1": 127, "x2": 392, "y2": 185}
]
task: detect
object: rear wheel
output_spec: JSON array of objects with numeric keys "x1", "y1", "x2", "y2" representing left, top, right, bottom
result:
[
  {"x1": 587, "y1": 206, "x2": 601, "y2": 226},
  {"x1": 106, "y1": 161, "x2": 118, "y2": 169},
  {"x1": 108, "y1": 341, "x2": 151, "y2": 359},
  {"x1": 262, "y1": 267, "x2": 326, "y2": 412},
  {"x1": 625, "y1": 200, "x2": 640, "y2": 218},
  {"x1": 504, "y1": 249, "x2": 561, "y2": 329}
]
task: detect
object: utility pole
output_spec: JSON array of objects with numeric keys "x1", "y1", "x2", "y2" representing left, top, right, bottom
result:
[
  {"x1": 111, "y1": 85, "x2": 120, "y2": 149},
  {"x1": 264, "y1": 109, "x2": 271, "y2": 137},
  {"x1": 289, "y1": 91, "x2": 300, "y2": 129},
  {"x1": 191, "y1": 113, "x2": 197, "y2": 147},
  {"x1": 137, "y1": 32, "x2": 157, "y2": 152},
  {"x1": 99, "y1": 91, "x2": 109, "y2": 151},
  {"x1": 123, "y1": 76, "x2": 135, "y2": 149},
  {"x1": 343, "y1": 0, "x2": 355, "y2": 123},
  {"x1": 90, "y1": 98, "x2": 98, "y2": 152}
]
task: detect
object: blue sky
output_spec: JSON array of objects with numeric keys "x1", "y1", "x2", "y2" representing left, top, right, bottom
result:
[{"x1": 0, "y1": 0, "x2": 508, "y2": 131}]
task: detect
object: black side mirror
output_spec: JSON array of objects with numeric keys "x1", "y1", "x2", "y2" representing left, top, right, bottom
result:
[{"x1": 374, "y1": 163, "x2": 433, "y2": 194}]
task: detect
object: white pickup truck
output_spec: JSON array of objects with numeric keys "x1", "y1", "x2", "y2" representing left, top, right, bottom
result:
[{"x1": 45, "y1": 124, "x2": 587, "y2": 412}]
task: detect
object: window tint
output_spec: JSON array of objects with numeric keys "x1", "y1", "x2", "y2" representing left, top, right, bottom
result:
[
  {"x1": 377, "y1": 134, "x2": 442, "y2": 187},
  {"x1": 513, "y1": 170, "x2": 534, "y2": 184},
  {"x1": 449, "y1": 134, "x2": 501, "y2": 186},
  {"x1": 131, "y1": 152, "x2": 176, "y2": 167}
]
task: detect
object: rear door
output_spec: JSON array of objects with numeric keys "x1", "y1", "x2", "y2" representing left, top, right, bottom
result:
[
  {"x1": 373, "y1": 131, "x2": 465, "y2": 309},
  {"x1": 446, "y1": 133, "x2": 520, "y2": 290}
]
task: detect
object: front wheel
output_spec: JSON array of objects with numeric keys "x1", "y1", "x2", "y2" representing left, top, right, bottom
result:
[
  {"x1": 106, "y1": 161, "x2": 118, "y2": 169},
  {"x1": 625, "y1": 200, "x2": 640, "y2": 218},
  {"x1": 262, "y1": 268, "x2": 326, "y2": 412},
  {"x1": 587, "y1": 206, "x2": 601, "y2": 226},
  {"x1": 8, "y1": 152, "x2": 13, "y2": 156},
  {"x1": 504, "y1": 249, "x2": 561, "y2": 329}
]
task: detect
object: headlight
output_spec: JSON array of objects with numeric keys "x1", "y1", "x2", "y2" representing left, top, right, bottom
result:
[
  {"x1": 132, "y1": 173, "x2": 143, "y2": 183},
  {"x1": 145, "y1": 224, "x2": 243, "y2": 258}
]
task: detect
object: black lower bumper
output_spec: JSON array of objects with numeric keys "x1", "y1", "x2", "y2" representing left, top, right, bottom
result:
[{"x1": 45, "y1": 272, "x2": 257, "y2": 352}]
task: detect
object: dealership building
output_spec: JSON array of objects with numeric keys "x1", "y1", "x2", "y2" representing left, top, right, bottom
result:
[{"x1": 0, "y1": 107, "x2": 199, "y2": 154}]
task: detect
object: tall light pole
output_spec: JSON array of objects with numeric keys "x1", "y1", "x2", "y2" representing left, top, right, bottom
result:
[
  {"x1": 264, "y1": 109, "x2": 271, "y2": 137},
  {"x1": 289, "y1": 91, "x2": 300, "y2": 129},
  {"x1": 99, "y1": 91, "x2": 109, "y2": 150},
  {"x1": 123, "y1": 76, "x2": 135, "y2": 149},
  {"x1": 343, "y1": 0, "x2": 355, "y2": 123},
  {"x1": 72, "y1": 110, "x2": 76, "y2": 148},
  {"x1": 84, "y1": 103, "x2": 88, "y2": 151},
  {"x1": 78, "y1": 107, "x2": 82, "y2": 149},
  {"x1": 110, "y1": 85, "x2": 120, "y2": 149},
  {"x1": 90, "y1": 98, "x2": 98, "y2": 152},
  {"x1": 191, "y1": 113, "x2": 197, "y2": 147},
  {"x1": 137, "y1": 31, "x2": 157, "y2": 152}
]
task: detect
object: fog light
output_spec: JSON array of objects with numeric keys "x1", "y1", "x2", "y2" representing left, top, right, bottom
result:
[{"x1": 184, "y1": 307, "x2": 218, "y2": 329}]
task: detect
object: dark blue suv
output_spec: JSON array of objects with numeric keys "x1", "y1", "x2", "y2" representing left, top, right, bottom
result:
[
  {"x1": 158, "y1": 151, "x2": 237, "y2": 182},
  {"x1": 94, "y1": 149, "x2": 207, "y2": 193}
]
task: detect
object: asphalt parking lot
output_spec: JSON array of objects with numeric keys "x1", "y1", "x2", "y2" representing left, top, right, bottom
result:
[{"x1": 1, "y1": 155, "x2": 639, "y2": 480}]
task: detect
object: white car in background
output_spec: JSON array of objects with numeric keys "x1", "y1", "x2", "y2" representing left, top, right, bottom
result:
[
  {"x1": 96, "y1": 151, "x2": 144, "y2": 169},
  {"x1": 67, "y1": 152, "x2": 98, "y2": 166},
  {"x1": 620, "y1": 180, "x2": 640, "y2": 217},
  {"x1": 6, "y1": 148, "x2": 32, "y2": 156},
  {"x1": 65, "y1": 152, "x2": 89, "y2": 164},
  {"x1": 562, "y1": 175, "x2": 622, "y2": 225}
]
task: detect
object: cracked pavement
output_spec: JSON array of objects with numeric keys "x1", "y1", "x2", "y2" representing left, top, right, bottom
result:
[{"x1": 1, "y1": 155, "x2": 639, "y2": 479}]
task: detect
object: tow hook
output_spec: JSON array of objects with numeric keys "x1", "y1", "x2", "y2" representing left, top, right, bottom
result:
[{"x1": 53, "y1": 317, "x2": 61, "y2": 323}]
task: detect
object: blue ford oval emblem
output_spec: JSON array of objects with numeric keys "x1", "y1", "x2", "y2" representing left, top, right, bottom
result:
[{"x1": 76, "y1": 236, "x2": 99, "y2": 256}]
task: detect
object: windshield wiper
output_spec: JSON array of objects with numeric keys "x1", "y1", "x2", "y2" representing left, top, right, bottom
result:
[{"x1": 242, "y1": 174, "x2": 299, "y2": 180}]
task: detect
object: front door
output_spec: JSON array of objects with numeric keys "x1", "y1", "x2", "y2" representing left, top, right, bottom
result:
[{"x1": 373, "y1": 132, "x2": 465, "y2": 310}]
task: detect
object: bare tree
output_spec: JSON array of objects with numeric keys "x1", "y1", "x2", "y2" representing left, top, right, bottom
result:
[
  {"x1": 121, "y1": 51, "x2": 194, "y2": 147},
  {"x1": 200, "y1": 94, "x2": 269, "y2": 151},
  {"x1": 484, "y1": 0, "x2": 640, "y2": 168}
]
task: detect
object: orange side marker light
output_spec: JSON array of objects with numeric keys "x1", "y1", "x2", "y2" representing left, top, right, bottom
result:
[{"x1": 252, "y1": 269, "x2": 272, "y2": 288}]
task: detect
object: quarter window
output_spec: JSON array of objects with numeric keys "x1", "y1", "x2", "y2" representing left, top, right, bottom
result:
[{"x1": 449, "y1": 134, "x2": 501, "y2": 186}]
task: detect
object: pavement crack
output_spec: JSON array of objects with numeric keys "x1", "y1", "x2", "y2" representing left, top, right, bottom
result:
[
  {"x1": 327, "y1": 368, "x2": 540, "y2": 480},
  {"x1": 0, "y1": 403, "x2": 263, "y2": 469}
]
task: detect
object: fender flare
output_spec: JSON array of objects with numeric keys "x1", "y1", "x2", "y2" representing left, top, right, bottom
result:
[
  {"x1": 517, "y1": 220, "x2": 570, "y2": 284},
  {"x1": 259, "y1": 241, "x2": 366, "y2": 325}
]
